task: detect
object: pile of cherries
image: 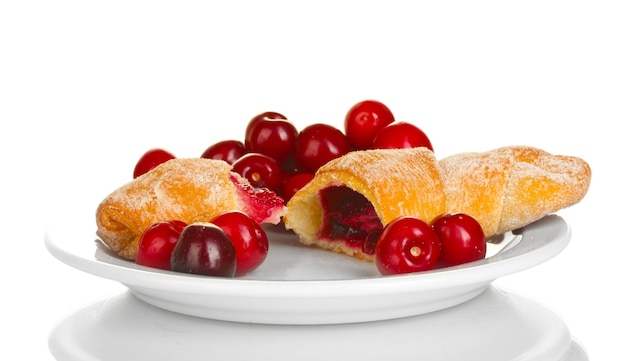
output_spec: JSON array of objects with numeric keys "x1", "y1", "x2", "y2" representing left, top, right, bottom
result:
[
  {"x1": 375, "y1": 213, "x2": 486, "y2": 275},
  {"x1": 136, "y1": 211, "x2": 268, "y2": 277},
  {"x1": 132, "y1": 99, "x2": 486, "y2": 277},
  {"x1": 133, "y1": 99, "x2": 434, "y2": 201}
]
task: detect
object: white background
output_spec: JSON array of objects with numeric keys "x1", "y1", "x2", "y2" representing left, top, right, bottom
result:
[{"x1": 2, "y1": 1, "x2": 624, "y2": 359}]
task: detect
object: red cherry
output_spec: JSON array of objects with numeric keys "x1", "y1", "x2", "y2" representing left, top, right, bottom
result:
[
  {"x1": 136, "y1": 220, "x2": 187, "y2": 270},
  {"x1": 231, "y1": 153, "x2": 283, "y2": 193},
  {"x1": 372, "y1": 121, "x2": 434, "y2": 152},
  {"x1": 282, "y1": 172, "x2": 314, "y2": 202},
  {"x1": 344, "y1": 100, "x2": 395, "y2": 150},
  {"x1": 431, "y1": 213, "x2": 486, "y2": 268},
  {"x1": 171, "y1": 223, "x2": 236, "y2": 277},
  {"x1": 244, "y1": 111, "x2": 288, "y2": 144},
  {"x1": 375, "y1": 217, "x2": 440, "y2": 275},
  {"x1": 211, "y1": 211, "x2": 269, "y2": 276},
  {"x1": 201, "y1": 140, "x2": 247, "y2": 165},
  {"x1": 245, "y1": 117, "x2": 298, "y2": 164},
  {"x1": 133, "y1": 148, "x2": 176, "y2": 178},
  {"x1": 294, "y1": 123, "x2": 351, "y2": 173}
]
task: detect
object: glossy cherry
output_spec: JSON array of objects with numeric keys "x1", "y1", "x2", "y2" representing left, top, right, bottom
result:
[
  {"x1": 431, "y1": 213, "x2": 486, "y2": 268},
  {"x1": 244, "y1": 111, "x2": 288, "y2": 141},
  {"x1": 344, "y1": 100, "x2": 395, "y2": 150},
  {"x1": 170, "y1": 223, "x2": 237, "y2": 277},
  {"x1": 231, "y1": 153, "x2": 283, "y2": 193},
  {"x1": 211, "y1": 211, "x2": 269, "y2": 276},
  {"x1": 245, "y1": 117, "x2": 298, "y2": 164},
  {"x1": 135, "y1": 220, "x2": 187, "y2": 270},
  {"x1": 294, "y1": 123, "x2": 351, "y2": 173},
  {"x1": 201, "y1": 140, "x2": 247, "y2": 165},
  {"x1": 375, "y1": 216, "x2": 440, "y2": 275},
  {"x1": 372, "y1": 121, "x2": 434, "y2": 152},
  {"x1": 133, "y1": 148, "x2": 176, "y2": 178},
  {"x1": 282, "y1": 172, "x2": 314, "y2": 202}
]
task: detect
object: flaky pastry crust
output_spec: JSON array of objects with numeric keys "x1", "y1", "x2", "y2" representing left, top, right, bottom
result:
[
  {"x1": 439, "y1": 145, "x2": 591, "y2": 238},
  {"x1": 284, "y1": 145, "x2": 591, "y2": 260},
  {"x1": 283, "y1": 148, "x2": 447, "y2": 260},
  {"x1": 96, "y1": 158, "x2": 284, "y2": 260}
]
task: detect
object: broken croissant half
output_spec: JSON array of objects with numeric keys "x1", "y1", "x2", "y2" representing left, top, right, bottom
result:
[
  {"x1": 283, "y1": 146, "x2": 591, "y2": 261},
  {"x1": 95, "y1": 158, "x2": 285, "y2": 260}
]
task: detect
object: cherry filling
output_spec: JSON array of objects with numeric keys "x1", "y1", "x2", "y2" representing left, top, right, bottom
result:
[
  {"x1": 231, "y1": 173, "x2": 285, "y2": 224},
  {"x1": 318, "y1": 185, "x2": 383, "y2": 255}
]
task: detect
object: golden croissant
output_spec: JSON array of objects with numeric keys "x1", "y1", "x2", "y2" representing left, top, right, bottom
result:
[
  {"x1": 96, "y1": 158, "x2": 285, "y2": 260},
  {"x1": 283, "y1": 146, "x2": 591, "y2": 261}
]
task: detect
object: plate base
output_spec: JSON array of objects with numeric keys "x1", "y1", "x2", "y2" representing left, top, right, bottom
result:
[{"x1": 49, "y1": 285, "x2": 587, "y2": 361}]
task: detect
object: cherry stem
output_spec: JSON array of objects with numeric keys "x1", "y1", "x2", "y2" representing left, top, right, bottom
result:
[{"x1": 410, "y1": 246, "x2": 421, "y2": 257}]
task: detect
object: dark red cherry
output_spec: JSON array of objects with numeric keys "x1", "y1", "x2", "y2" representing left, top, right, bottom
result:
[
  {"x1": 431, "y1": 213, "x2": 486, "y2": 268},
  {"x1": 372, "y1": 121, "x2": 433, "y2": 152},
  {"x1": 201, "y1": 140, "x2": 247, "y2": 164},
  {"x1": 245, "y1": 117, "x2": 298, "y2": 164},
  {"x1": 136, "y1": 220, "x2": 187, "y2": 270},
  {"x1": 375, "y1": 216, "x2": 440, "y2": 275},
  {"x1": 170, "y1": 223, "x2": 236, "y2": 277},
  {"x1": 133, "y1": 148, "x2": 175, "y2": 178},
  {"x1": 244, "y1": 111, "x2": 288, "y2": 145},
  {"x1": 282, "y1": 172, "x2": 314, "y2": 202},
  {"x1": 211, "y1": 211, "x2": 269, "y2": 276},
  {"x1": 344, "y1": 100, "x2": 395, "y2": 150},
  {"x1": 231, "y1": 153, "x2": 283, "y2": 193},
  {"x1": 294, "y1": 123, "x2": 350, "y2": 173}
]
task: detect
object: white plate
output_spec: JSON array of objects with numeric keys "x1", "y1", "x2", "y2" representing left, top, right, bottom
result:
[{"x1": 44, "y1": 210, "x2": 571, "y2": 325}]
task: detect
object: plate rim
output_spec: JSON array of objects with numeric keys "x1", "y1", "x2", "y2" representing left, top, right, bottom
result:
[{"x1": 44, "y1": 214, "x2": 571, "y2": 297}]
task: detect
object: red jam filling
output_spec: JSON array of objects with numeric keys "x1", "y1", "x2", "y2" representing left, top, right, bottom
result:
[
  {"x1": 231, "y1": 173, "x2": 285, "y2": 224},
  {"x1": 318, "y1": 185, "x2": 383, "y2": 255}
]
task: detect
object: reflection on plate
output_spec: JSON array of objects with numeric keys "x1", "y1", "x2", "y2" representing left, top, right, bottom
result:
[{"x1": 44, "y1": 211, "x2": 570, "y2": 325}]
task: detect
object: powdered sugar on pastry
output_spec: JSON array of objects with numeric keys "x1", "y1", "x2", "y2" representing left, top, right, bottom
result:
[
  {"x1": 283, "y1": 147, "x2": 447, "y2": 261},
  {"x1": 284, "y1": 145, "x2": 591, "y2": 261},
  {"x1": 439, "y1": 146, "x2": 591, "y2": 238},
  {"x1": 96, "y1": 158, "x2": 285, "y2": 260}
]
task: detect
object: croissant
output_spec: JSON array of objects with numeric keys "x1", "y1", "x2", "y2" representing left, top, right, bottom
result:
[
  {"x1": 438, "y1": 145, "x2": 591, "y2": 238},
  {"x1": 96, "y1": 158, "x2": 285, "y2": 260},
  {"x1": 283, "y1": 147, "x2": 447, "y2": 261},
  {"x1": 283, "y1": 146, "x2": 591, "y2": 261}
]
